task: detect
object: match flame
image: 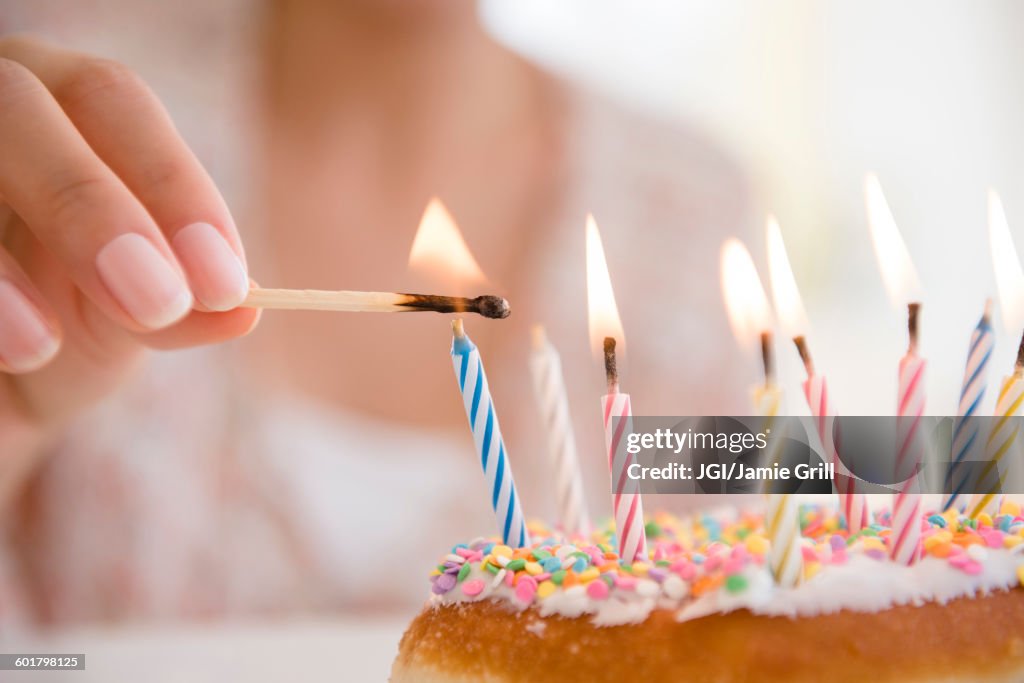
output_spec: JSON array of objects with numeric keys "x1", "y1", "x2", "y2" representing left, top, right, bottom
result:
[
  {"x1": 586, "y1": 215, "x2": 626, "y2": 358},
  {"x1": 865, "y1": 173, "x2": 923, "y2": 308},
  {"x1": 407, "y1": 198, "x2": 486, "y2": 288},
  {"x1": 766, "y1": 215, "x2": 809, "y2": 338},
  {"x1": 989, "y1": 189, "x2": 1024, "y2": 332},
  {"x1": 720, "y1": 238, "x2": 772, "y2": 348}
]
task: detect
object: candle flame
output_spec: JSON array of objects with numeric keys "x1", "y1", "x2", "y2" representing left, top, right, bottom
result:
[
  {"x1": 586, "y1": 215, "x2": 625, "y2": 358},
  {"x1": 407, "y1": 198, "x2": 486, "y2": 288},
  {"x1": 766, "y1": 215, "x2": 809, "y2": 338},
  {"x1": 865, "y1": 173, "x2": 923, "y2": 308},
  {"x1": 989, "y1": 189, "x2": 1024, "y2": 331},
  {"x1": 720, "y1": 238, "x2": 772, "y2": 348}
]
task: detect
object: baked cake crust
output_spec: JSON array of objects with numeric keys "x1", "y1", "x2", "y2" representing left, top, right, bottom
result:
[{"x1": 393, "y1": 589, "x2": 1024, "y2": 683}]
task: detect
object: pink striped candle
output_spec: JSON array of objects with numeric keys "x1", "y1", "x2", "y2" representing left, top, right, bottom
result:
[
  {"x1": 766, "y1": 217, "x2": 868, "y2": 532},
  {"x1": 892, "y1": 304, "x2": 925, "y2": 565},
  {"x1": 864, "y1": 174, "x2": 926, "y2": 566},
  {"x1": 587, "y1": 215, "x2": 647, "y2": 562},
  {"x1": 793, "y1": 338, "x2": 868, "y2": 533},
  {"x1": 602, "y1": 337, "x2": 647, "y2": 562}
]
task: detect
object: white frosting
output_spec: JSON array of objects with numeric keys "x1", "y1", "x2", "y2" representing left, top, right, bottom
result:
[
  {"x1": 432, "y1": 543, "x2": 1024, "y2": 627},
  {"x1": 679, "y1": 547, "x2": 1023, "y2": 622}
]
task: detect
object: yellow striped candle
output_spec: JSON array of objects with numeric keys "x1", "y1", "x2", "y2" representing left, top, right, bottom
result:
[
  {"x1": 968, "y1": 333, "x2": 1024, "y2": 519},
  {"x1": 756, "y1": 338, "x2": 802, "y2": 588},
  {"x1": 976, "y1": 191, "x2": 1024, "y2": 518},
  {"x1": 722, "y1": 239, "x2": 802, "y2": 587}
]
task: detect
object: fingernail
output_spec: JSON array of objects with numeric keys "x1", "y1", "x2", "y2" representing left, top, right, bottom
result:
[
  {"x1": 171, "y1": 223, "x2": 249, "y2": 312},
  {"x1": 0, "y1": 280, "x2": 60, "y2": 372},
  {"x1": 96, "y1": 233, "x2": 193, "y2": 329}
]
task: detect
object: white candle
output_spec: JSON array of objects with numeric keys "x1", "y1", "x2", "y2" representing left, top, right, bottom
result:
[{"x1": 529, "y1": 326, "x2": 591, "y2": 537}]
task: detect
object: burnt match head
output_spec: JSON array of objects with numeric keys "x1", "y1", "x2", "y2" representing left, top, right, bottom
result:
[
  {"x1": 399, "y1": 293, "x2": 511, "y2": 319},
  {"x1": 472, "y1": 295, "x2": 511, "y2": 320}
]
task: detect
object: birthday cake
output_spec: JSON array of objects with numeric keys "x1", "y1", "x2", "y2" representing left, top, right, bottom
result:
[{"x1": 391, "y1": 502, "x2": 1024, "y2": 683}]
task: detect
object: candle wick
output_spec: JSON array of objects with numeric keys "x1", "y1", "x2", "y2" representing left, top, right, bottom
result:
[
  {"x1": 760, "y1": 331, "x2": 775, "y2": 385},
  {"x1": 793, "y1": 335, "x2": 816, "y2": 377},
  {"x1": 907, "y1": 302, "x2": 921, "y2": 352},
  {"x1": 982, "y1": 298, "x2": 993, "y2": 326},
  {"x1": 531, "y1": 324, "x2": 547, "y2": 351},
  {"x1": 1014, "y1": 329, "x2": 1024, "y2": 374},
  {"x1": 603, "y1": 336, "x2": 619, "y2": 392},
  {"x1": 451, "y1": 318, "x2": 466, "y2": 338}
]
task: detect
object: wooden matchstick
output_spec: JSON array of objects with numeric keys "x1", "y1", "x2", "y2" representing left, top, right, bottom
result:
[{"x1": 242, "y1": 287, "x2": 510, "y2": 319}]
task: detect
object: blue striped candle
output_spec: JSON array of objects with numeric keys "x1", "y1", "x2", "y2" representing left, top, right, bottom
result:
[
  {"x1": 451, "y1": 319, "x2": 530, "y2": 547},
  {"x1": 945, "y1": 303, "x2": 994, "y2": 511}
]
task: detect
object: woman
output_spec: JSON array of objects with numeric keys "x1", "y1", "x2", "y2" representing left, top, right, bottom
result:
[{"x1": 0, "y1": 0, "x2": 752, "y2": 628}]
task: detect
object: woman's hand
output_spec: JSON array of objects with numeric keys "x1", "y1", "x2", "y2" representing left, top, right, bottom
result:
[{"x1": 0, "y1": 36, "x2": 260, "y2": 441}]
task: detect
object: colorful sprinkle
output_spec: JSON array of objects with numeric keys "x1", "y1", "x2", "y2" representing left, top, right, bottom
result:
[
  {"x1": 586, "y1": 579, "x2": 609, "y2": 600},
  {"x1": 432, "y1": 572, "x2": 457, "y2": 595},
  {"x1": 424, "y1": 504, "x2": 1024, "y2": 610},
  {"x1": 515, "y1": 576, "x2": 538, "y2": 603},
  {"x1": 541, "y1": 557, "x2": 562, "y2": 573},
  {"x1": 725, "y1": 574, "x2": 748, "y2": 593}
]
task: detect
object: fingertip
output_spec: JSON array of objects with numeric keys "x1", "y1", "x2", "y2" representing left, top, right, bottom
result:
[
  {"x1": 96, "y1": 233, "x2": 194, "y2": 330},
  {"x1": 171, "y1": 222, "x2": 249, "y2": 312},
  {"x1": 240, "y1": 305, "x2": 262, "y2": 337},
  {"x1": 0, "y1": 333, "x2": 60, "y2": 374},
  {"x1": 0, "y1": 279, "x2": 62, "y2": 373}
]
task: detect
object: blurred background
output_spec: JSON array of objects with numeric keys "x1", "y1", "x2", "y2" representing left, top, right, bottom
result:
[
  {"x1": 485, "y1": 0, "x2": 1024, "y2": 413},
  {"x1": 2, "y1": 1, "x2": 1023, "y2": 680}
]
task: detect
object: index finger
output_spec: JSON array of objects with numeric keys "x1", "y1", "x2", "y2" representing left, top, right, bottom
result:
[
  {"x1": 1, "y1": 36, "x2": 250, "y2": 312},
  {"x1": 0, "y1": 56, "x2": 193, "y2": 331}
]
